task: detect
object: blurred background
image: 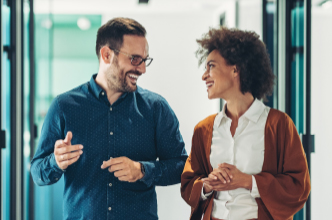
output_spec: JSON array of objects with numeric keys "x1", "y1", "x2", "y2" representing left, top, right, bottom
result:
[{"x1": 1, "y1": 0, "x2": 331, "y2": 219}]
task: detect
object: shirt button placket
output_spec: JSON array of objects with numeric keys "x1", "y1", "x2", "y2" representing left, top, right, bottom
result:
[{"x1": 107, "y1": 106, "x2": 115, "y2": 219}]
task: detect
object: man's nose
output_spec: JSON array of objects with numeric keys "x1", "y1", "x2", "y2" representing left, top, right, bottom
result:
[{"x1": 136, "y1": 61, "x2": 146, "y2": 74}]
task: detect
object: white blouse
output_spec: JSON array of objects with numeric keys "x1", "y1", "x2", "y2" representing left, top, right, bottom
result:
[{"x1": 201, "y1": 99, "x2": 270, "y2": 220}]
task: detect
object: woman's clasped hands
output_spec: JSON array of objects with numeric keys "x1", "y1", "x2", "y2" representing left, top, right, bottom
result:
[{"x1": 202, "y1": 163, "x2": 252, "y2": 194}]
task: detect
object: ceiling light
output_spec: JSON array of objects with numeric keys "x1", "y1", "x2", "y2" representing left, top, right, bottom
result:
[
  {"x1": 77, "y1": 17, "x2": 91, "y2": 31},
  {"x1": 41, "y1": 19, "x2": 52, "y2": 29}
]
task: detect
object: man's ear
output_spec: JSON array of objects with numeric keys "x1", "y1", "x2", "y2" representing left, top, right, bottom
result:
[{"x1": 100, "y1": 46, "x2": 113, "y2": 64}]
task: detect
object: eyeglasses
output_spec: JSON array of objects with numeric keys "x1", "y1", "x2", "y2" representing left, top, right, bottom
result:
[{"x1": 110, "y1": 47, "x2": 153, "y2": 67}]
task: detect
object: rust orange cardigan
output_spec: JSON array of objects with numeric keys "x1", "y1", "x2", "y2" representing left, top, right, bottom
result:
[{"x1": 181, "y1": 109, "x2": 311, "y2": 220}]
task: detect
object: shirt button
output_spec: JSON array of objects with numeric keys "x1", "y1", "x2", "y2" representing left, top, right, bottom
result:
[
  {"x1": 101, "y1": 92, "x2": 105, "y2": 95},
  {"x1": 109, "y1": 183, "x2": 112, "y2": 187},
  {"x1": 110, "y1": 107, "x2": 112, "y2": 111},
  {"x1": 55, "y1": 178, "x2": 58, "y2": 181},
  {"x1": 110, "y1": 132, "x2": 113, "y2": 135},
  {"x1": 108, "y1": 207, "x2": 112, "y2": 211}
]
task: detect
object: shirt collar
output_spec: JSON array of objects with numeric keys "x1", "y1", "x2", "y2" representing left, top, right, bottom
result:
[
  {"x1": 89, "y1": 73, "x2": 129, "y2": 102},
  {"x1": 89, "y1": 74, "x2": 103, "y2": 98},
  {"x1": 215, "y1": 98, "x2": 265, "y2": 127},
  {"x1": 242, "y1": 98, "x2": 266, "y2": 123}
]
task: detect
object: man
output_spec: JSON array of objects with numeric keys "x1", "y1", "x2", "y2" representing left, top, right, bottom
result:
[{"x1": 31, "y1": 17, "x2": 188, "y2": 220}]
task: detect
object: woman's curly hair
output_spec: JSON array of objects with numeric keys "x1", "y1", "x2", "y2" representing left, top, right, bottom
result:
[{"x1": 196, "y1": 27, "x2": 275, "y2": 100}]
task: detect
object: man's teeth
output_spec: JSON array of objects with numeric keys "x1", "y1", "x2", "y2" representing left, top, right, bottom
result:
[
  {"x1": 206, "y1": 82, "x2": 214, "y2": 88},
  {"x1": 128, "y1": 74, "x2": 139, "y2": 79}
]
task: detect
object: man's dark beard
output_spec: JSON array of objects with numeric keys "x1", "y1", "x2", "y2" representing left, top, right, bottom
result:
[{"x1": 107, "y1": 56, "x2": 140, "y2": 93}]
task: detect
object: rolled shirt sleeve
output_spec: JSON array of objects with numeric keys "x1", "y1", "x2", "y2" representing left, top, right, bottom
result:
[{"x1": 250, "y1": 175, "x2": 260, "y2": 198}]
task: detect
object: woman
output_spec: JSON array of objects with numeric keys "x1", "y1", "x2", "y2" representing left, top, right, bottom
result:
[{"x1": 181, "y1": 27, "x2": 310, "y2": 220}]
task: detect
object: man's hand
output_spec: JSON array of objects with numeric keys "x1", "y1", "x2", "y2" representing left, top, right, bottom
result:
[
  {"x1": 101, "y1": 157, "x2": 143, "y2": 182},
  {"x1": 202, "y1": 163, "x2": 252, "y2": 192},
  {"x1": 54, "y1": 131, "x2": 83, "y2": 170}
]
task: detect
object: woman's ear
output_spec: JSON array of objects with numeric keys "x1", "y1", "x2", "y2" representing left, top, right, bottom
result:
[
  {"x1": 233, "y1": 66, "x2": 240, "y2": 78},
  {"x1": 100, "y1": 46, "x2": 113, "y2": 64}
]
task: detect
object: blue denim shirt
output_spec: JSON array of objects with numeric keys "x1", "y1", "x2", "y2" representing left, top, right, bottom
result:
[{"x1": 31, "y1": 74, "x2": 188, "y2": 220}]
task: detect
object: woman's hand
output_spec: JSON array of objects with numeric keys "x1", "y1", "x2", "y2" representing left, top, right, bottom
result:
[
  {"x1": 202, "y1": 163, "x2": 252, "y2": 192},
  {"x1": 201, "y1": 179, "x2": 214, "y2": 194},
  {"x1": 201, "y1": 166, "x2": 233, "y2": 193}
]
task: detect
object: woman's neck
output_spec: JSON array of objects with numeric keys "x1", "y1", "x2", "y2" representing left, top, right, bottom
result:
[{"x1": 225, "y1": 93, "x2": 255, "y2": 121}]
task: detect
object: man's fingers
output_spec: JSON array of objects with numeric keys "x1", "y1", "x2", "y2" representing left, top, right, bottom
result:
[
  {"x1": 113, "y1": 170, "x2": 128, "y2": 178},
  {"x1": 107, "y1": 163, "x2": 127, "y2": 173},
  {"x1": 64, "y1": 131, "x2": 73, "y2": 145},
  {"x1": 58, "y1": 144, "x2": 83, "y2": 154},
  {"x1": 109, "y1": 157, "x2": 126, "y2": 166},
  {"x1": 59, "y1": 150, "x2": 83, "y2": 161},
  {"x1": 101, "y1": 157, "x2": 126, "y2": 169},
  {"x1": 66, "y1": 155, "x2": 80, "y2": 166},
  {"x1": 58, "y1": 155, "x2": 80, "y2": 170},
  {"x1": 55, "y1": 140, "x2": 65, "y2": 149}
]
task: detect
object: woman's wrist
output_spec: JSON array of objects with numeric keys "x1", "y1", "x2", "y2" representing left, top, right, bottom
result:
[
  {"x1": 243, "y1": 174, "x2": 253, "y2": 190},
  {"x1": 203, "y1": 183, "x2": 213, "y2": 194}
]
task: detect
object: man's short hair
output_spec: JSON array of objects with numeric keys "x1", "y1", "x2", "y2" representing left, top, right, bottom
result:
[
  {"x1": 95, "y1": 17, "x2": 146, "y2": 59},
  {"x1": 196, "y1": 27, "x2": 275, "y2": 101}
]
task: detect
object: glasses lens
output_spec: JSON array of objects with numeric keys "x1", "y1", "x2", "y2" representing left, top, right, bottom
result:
[
  {"x1": 131, "y1": 56, "x2": 142, "y2": 66},
  {"x1": 145, "y1": 58, "x2": 153, "y2": 67}
]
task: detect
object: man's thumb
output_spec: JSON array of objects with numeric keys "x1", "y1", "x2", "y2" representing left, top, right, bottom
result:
[{"x1": 64, "y1": 131, "x2": 73, "y2": 144}]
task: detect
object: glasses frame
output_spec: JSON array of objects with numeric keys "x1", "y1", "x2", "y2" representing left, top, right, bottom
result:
[{"x1": 109, "y1": 47, "x2": 153, "y2": 67}]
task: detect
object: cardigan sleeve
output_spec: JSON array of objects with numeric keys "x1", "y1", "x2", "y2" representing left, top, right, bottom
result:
[
  {"x1": 181, "y1": 126, "x2": 209, "y2": 218},
  {"x1": 254, "y1": 114, "x2": 311, "y2": 220}
]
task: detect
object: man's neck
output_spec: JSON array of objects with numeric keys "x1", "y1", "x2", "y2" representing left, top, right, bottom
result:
[{"x1": 95, "y1": 72, "x2": 123, "y2": 105}]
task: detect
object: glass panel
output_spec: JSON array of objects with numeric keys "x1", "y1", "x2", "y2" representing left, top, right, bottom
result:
[
  {"x1": 23, "y1": 0, "x2": 31, "y2": 219},
  {"x1": 1, "y1": 3, "x2": 11, "y2": 220},
  {"x1": 33, "y1": 11, "x2": 101, "y2": 219},
  {"x1": 265, "y1": 0, "x2": 276, "y2": 108},
  {"x1": 34, "y1": 12, "x2": 53, "y2": 220},
  {"x1": 290, "y1": 2, "x2": 304, "y2": 220},
  {"x1": 291, "y1": 2, "x2": 304, "y2": 133}
]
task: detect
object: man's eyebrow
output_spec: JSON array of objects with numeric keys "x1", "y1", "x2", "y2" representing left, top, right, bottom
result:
[{"x1": 132, "y1": 53, "x2": 149, "y2": 58}]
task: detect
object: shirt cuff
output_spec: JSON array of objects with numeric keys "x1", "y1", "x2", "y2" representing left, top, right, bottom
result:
[
  {"x1": 250, "y1": 175, "x2": 260, "y2": 198},
  {"x1": 138, "y1": 161, "x2": 154, "y2": 187},
  {"x1": 50, "y1": 153, "x2": 66, "y2": 173},
  {"x1": 200, "y1": 183, "x2": 213, "y2": 201}
]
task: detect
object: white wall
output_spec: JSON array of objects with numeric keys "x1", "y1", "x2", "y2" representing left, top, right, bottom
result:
[
  {"x1": 237, "y1": 0, "x2": 263, "y2": 39},
  {"x1": 311, "y1": 6, "x2": 332, "y2": 219}
]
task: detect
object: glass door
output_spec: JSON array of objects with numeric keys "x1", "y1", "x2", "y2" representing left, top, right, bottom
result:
[
  {"x1": 23, "y1": 0, "x2": 33, "y2": 219},
  {"x1": 289, "y1": 3, "x2": 305, "y2": 219},
  {"x1": 285, "y1": 0, "x2": 312, "y2": 219},
  {"x1": 1, "y1": 2, "x2": 11, "y2": 220}
]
